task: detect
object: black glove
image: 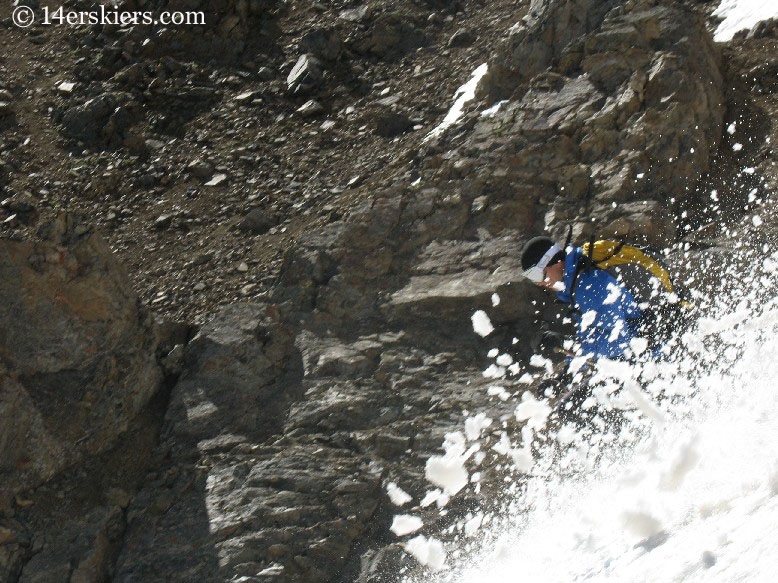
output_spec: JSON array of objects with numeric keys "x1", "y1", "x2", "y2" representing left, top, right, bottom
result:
[
  {"x1": 537, "y1": 371, "x2": 573, "y2": 396},
  {"x1": 531, "y1": 330, "x2": 566, "y2": 357}
]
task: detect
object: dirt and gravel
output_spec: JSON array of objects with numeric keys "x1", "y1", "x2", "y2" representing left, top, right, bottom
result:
[{"x1": 0, "y1": 0, "x2": 531, "y2": 327}]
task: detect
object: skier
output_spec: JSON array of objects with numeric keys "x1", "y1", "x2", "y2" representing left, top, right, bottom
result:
[{"x1": 520, "y1": 235, "x2": 685, "y2": 424}]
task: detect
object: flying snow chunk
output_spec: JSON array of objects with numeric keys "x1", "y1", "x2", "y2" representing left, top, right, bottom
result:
[
  {"x1": 753, "y1": 215, "x2": 764, "y2": 227},
  {"x1": 491, "y1": 293, "x2": 501, "y2": 306},
  {"x1": 556, "y1": 423, "x2": 578, "y2": 445},
  {"x1": 769, "y1": 466, "x2": 778, "y2": 496},
  {"x1": 464, "y1": 413, "x2": 493, "y2": 441},
  {"x1": 629, "y1": 337, "x2": 649, "y2": 356},
  {"x1": 481, "y1": 364, "x2": 506, "y2": 379},
  {"x1": 514, "y1": 391, "x2": 551, "y2": 430},
  {"x1": 621, "y1": 510, "x2": 664, "y2": 540},
  {"x1": 487, "y1": 385, "x2": 511, "y2": 400},
  {"x1": 528, "y1": 354, "x2": 553, "y2": 373},
  {"x1": 404, "y1": 535, "x2": 447, "y2": 570},
  {"x1": 390, "y1": 514, "x2": 424, "y2": 536},
  {"x1": 420, "y1": 489, "x2": 450, "y2": 508},
  {"x1": 426, "y1": 454, "x2": 469, "y2": 495},
  {"x1": 511, "y1": 447, "x2": 534, "y2": 473},
  {"x1": 660, "y1": 437, "x2": 701, "y2": 491},
  {"x1": 492, "y1": 432, "x2": 512, "y2": 456},
  {"x1": 464, "y1": 513, "x2": 484, "y2": 537},
  {"x1": 471, "y1": 310, "x2": 494, "y2": 337},
  {"x1": 386, "y1": 482, "x2": 412, "y2": 506},
  {"x1": 580, "y1": 309, "x2": 597, "y2": 331},
  {"x1": 603, "y1": 282, "x2": 622, "y2": 305}
]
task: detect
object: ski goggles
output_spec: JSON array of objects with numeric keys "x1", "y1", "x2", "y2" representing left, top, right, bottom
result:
[{"x1": 523, "y1": 243, "x2": 561, "y2": 283}]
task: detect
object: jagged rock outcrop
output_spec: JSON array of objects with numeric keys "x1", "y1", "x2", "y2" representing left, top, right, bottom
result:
[
  {"x1": 471, "y1": 0, "x2": 725, "y2": 243},
  {"x1": 112, "y1": 301, "x2": 514, "y2": 582},
  {"x1": 275, "y1": 0, "x2": 724, "y2": 346},
  {"x1": 113, "y1": 303, "x2": 387, "y2": 583},
  {"x1": 0, "y1": 213, "x2": 162, "y2": 496}
]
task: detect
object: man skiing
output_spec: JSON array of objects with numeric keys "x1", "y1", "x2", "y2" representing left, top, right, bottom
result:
[
  {"x1": 520, "y1": 235, "x2": 685, "y2": 424},
  {"x1": 521, "y1": 236, "x2": 645, "y2": 360}
]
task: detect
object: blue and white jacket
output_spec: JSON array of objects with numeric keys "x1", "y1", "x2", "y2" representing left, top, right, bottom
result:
[{"x1": 556, "y1": 247, "x2": 643, "y2": 359}]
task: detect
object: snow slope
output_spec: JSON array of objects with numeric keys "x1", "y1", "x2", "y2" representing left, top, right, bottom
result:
[{"x1": 714, "y1": 0, "x2": 778, "y2": 41}]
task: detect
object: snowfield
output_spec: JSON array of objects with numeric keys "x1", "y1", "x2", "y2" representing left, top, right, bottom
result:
[{"x1": 714, "y1": 0, "x2": 778, "y2": 41}]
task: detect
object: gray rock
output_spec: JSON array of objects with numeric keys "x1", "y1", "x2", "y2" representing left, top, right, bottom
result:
[
  {"x1": 19, "y1": 506, "x2": 123, "y2": 583},
  {"x1": 353, "y1": 13, "x2": 427, "y2": 59},
  {"x1": 374, "y1": 111, "x2": 415, "y2": 138},
  {"x1": 238, "y1": 208, "x2": 275, "y2": 234},
  {"x1": 1, "y1": 193, "x2": 36, "y2": 213},
  {"x1": 234, "y1": 90, "x2": 261, "y2": 104},
  {"x1": 296, "y1": 99, "x2": 325, "y2": 118},
  {"x1": 356, "y1": 544, "x2": 414, "y2": 583},
  {"x1": 0, "y1": 100, "x2": 14, "y2": 117},
  {"x1": 60, "y1": 93, "x2": 131, "y2": 144},
  {"x1": 164, "y1": 303, "x2": 302, "y2": 446},
  {"x1": 154, "y1": 214, "x2": 173, "y2": 229},
  {"x1": 299, "y1": 28, "x2": 342, "y2": 61},
  {"x1": 257, "y1": 66, "x2": 275, "y2": 81},
  {"x1": 339, "y1": 5, "x2": 370, "y2": 22},
  {"x1": 286, "y1": 54, "x2": 323, "y2": 96},
  {"x1": 187, "y1": 158, "x2": 214, "y2": 179},
  {"x1": 448, "y1": 28, "x2": 476, "y2": 48},
  {"x1": 0, "y1": 519, "x2": 31, "y2": 583},
  {"x1": 0, "y1": 213, "x2": 163, "y2": 495}
]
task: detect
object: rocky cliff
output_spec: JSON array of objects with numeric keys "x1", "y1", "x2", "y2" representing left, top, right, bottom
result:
[{"x1": 1, "y1": 0, "x2": 777, "y2": 581}]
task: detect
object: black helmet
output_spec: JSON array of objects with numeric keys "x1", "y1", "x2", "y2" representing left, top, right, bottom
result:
[{"x1": 521, "y1": 236, "x2": 563, "y2": 282}]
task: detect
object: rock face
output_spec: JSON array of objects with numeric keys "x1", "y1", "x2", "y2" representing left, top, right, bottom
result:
[
  {"x1": 112, "y1": 302, "x2": 511, "y2": 583},
  {"x1": 474, "y1": 0, "x2": 724, "y2": 243},
  {"x1": 113, "y1": 303, "x2": 388, "y2": 583},
  {"x1": 0, "y1": 213, "x2": 162, "y2": 495}
]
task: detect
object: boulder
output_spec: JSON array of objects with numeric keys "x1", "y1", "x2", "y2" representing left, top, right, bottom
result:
[
  {"x1": 352, "y1": 13, "x2": 427, "y2": 59},
  {"x1": 113, "y1": 304, "x2": 389, "y2": 583},
  {"x1": 287, "y1": 54, "x2": 323, "y2": 96},
  {"x1": 464, "y1": 0, "x2": 723, "y2": 243},
  {"x1": 164, "y1": 303, "x2": 303, "y2": 448},
  {"x1": 18, "y1": 506, "x2": 124, "y2": 583},
  {"x1": 60, "y1": 93, "x2": 135, "y2": 145},
  {"x1": 299, "y1": 28, "x2": 342, "y2": 61},
  {"x1": 0, "y1": 213, "x2": 162, "y2": 494}
]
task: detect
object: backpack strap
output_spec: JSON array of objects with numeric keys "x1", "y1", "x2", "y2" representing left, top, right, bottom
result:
[
  {"x1": 563, "y1": 224, "x2": 574, "y2": 251},
  {"x1": 587, "y1": 231, "x2": 596, "y2": 262},
  {"x1": 569, "y1": 254, "x2": 593, "y2": 309},
  {"x1": 595, "y1": 240, "x2": 625, "y2": 265}
]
